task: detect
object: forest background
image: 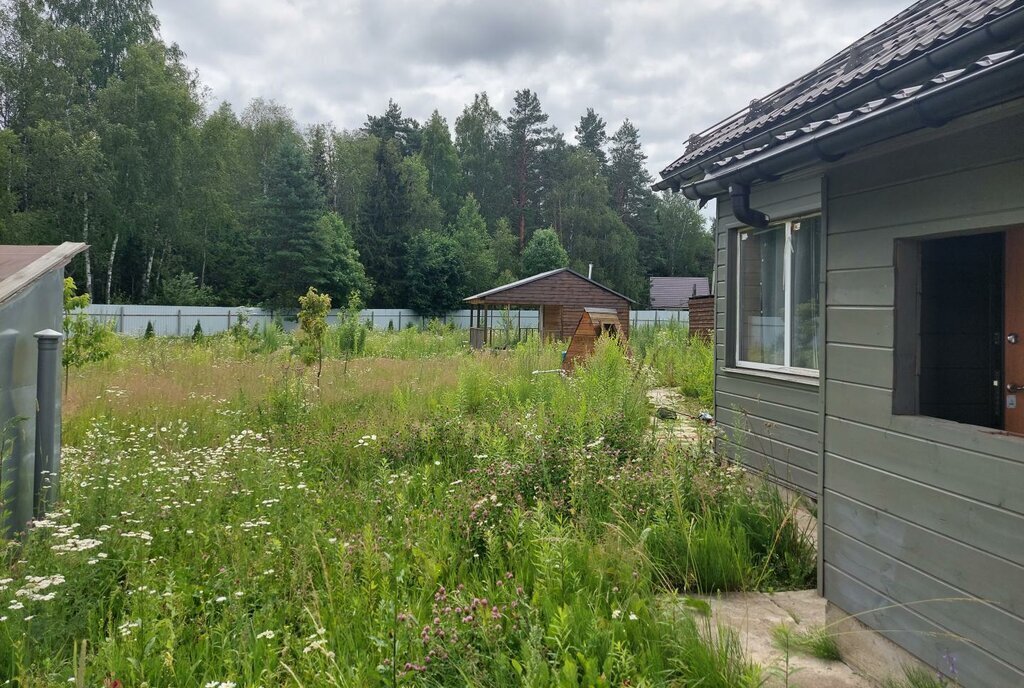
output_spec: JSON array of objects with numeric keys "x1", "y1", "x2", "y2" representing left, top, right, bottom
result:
[{"x1": 0, "y1": 0, "x2": 713, "y2": 312}]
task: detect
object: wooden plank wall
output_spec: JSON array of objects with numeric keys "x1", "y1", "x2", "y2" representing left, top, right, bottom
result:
[
  {"x1": 478, "y1": 271, "x2": 630, "y2": 340},
  {"x1": 714, "y1": 170, "x2": 823, "y2": 496},
  {"x1": 821, "y1": 107, "x2": 1024, "y2": 687}
]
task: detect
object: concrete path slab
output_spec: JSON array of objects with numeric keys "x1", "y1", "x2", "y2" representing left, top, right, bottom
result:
[{"x1": 691, "y1": 590, "x2": 875, "y2": 688}]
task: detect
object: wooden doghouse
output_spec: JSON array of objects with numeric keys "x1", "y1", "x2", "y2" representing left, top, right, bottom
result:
[{"x1": 561, "y1": 307, "x2": 624, "y2": 372}]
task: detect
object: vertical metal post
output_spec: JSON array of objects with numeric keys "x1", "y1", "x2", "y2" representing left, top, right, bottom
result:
[
  {"x1": 398, "y1": 312, "x2": 402, "y2": 330},
  {"x1": 177, "y1": 308, "x2": 182, "y2": 336},
  {"x1": 34, "y1": 329, "x2": 62, "y2": 516},
  {"x1": 118, "y1": 305, "x2": 125, "y2": 334}
]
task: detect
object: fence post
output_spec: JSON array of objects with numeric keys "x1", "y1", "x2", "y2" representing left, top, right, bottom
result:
[
  {"x1": 227, "y1": 311, "x2": 231, "y2": 330},
  {"x1": 177, "y1": 308, "x2": 182, "y2": 336},
  {"x1": 118, "y1": 305, "x2": 125, "y2": 334},
  {"x1": 33, "y1": 329, "x2": 62, "y2": 517},
  {"x1": 398, "y1": 312, "x2": 402, "y2": 330}
]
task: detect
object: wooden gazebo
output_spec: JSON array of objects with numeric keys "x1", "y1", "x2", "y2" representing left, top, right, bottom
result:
[{"x1": 464, "y1": 268, "x2": 633, "y2": 349}]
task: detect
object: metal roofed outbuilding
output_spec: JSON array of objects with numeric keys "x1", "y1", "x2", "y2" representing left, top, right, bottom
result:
[{"x1": 1, "y1": 242, "x2": 87, "y2": 535}]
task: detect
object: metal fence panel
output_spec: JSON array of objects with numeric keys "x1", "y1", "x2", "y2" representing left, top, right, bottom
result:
[{"x1": 84, "y1": 305, "x2": 686, "y2": 336}]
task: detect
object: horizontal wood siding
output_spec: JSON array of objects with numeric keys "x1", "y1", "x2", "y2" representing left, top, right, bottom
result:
[
  {"x1": 822, "y1": 107, "x2": 1024, "y2": 686},
  {"x1": 714, "y1": 170, "x2": 822, "y2": 496},
  {"x1": 477, "y1": 271, "x2": 630, "y2": 339}
]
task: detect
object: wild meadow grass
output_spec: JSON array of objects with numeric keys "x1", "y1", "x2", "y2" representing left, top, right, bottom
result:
[
  {"x1": 1, "y1": 329, "x2": 813, "y2": 686},
  {"x1": 631, "y1": 323, "x2": 714, "y2": 408},
  {"x1": 770, "y1": 623, "x2": 842, "y2": 662}
]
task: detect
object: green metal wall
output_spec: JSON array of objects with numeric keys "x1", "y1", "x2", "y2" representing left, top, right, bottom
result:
[{"x1": 0, "y1": 270, "x2": 63, "y2": 535}]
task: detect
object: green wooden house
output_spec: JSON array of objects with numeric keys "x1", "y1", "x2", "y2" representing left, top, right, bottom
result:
[{"x1": 654, "y1": 1, "x2": 1024, "y2": 685}]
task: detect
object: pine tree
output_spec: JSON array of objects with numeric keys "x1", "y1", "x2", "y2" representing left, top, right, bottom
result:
[{"x1": 506, "y1": 89, "x2": 556, "y2": 248}]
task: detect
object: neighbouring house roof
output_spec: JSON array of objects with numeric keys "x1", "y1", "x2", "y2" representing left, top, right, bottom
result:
[
  {"x1": 649, "y1": 277, "x2": 711, "y2": 309},
  {"x1": 463, "y1": 268, "x2": 636, "y2": 305},
  {"x1": 0, "y1": 243, "x2": 88, "y2": 306},
  {"x1": 655, "y1": 0, "x2": 1024, "y2": 197}
]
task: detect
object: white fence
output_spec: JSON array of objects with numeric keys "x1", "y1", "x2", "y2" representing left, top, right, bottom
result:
[{"x1": 85, "y1": 304, "x2": 689, "y2": 337}]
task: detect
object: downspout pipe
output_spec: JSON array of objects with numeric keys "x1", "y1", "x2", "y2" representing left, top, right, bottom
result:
[{"x1": 729, "y1": 183, "x2": 770, "y2": 228}]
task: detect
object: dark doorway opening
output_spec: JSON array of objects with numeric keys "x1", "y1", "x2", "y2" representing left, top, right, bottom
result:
[{"x1": 918, "y1": 232, "x2": 1004, "y2": 429}]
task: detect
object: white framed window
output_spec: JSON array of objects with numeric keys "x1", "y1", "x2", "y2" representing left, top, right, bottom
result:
[{"x1": 735, "y1": 215, "x2": 821, "y2": 375}]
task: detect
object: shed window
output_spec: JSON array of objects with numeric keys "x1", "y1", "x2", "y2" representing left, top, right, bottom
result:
[{"x1": 736, "y1": 216, "x2": 821, "y2": 373}]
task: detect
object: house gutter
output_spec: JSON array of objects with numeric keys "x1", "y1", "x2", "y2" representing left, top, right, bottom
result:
[
  {"x1": 654, "y1": 5, "x2": 1024, "y2": 194},
  {"x1": 676, "y1": 50, "x2": 1024, "y2": 201}
]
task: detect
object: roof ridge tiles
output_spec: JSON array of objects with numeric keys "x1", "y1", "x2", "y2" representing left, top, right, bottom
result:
[{"x1": 657, "y1": 0, "x2": 1023, "y2": 184}]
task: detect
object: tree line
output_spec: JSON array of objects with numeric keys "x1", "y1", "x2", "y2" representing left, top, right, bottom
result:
[{"x1": 0, "y1": 0, "x2": 714, "y2": 312}]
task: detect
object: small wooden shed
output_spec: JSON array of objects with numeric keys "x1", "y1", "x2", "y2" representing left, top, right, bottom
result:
[
  {"x1": 463, "y1": 268, "x2": 633, "y2": 349},
  {"x1": 561, "y1": 307, "x2": 624, "y2": 372}
]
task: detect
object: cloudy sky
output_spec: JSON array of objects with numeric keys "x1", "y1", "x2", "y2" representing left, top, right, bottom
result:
[{"x1": 152, "y1": 0, "x2": 897, "y2": 178}]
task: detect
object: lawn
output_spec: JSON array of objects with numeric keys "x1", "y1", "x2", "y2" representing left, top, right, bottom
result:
[{"x1": 0, "y1": 325, "x2": 814, "y2": 687}]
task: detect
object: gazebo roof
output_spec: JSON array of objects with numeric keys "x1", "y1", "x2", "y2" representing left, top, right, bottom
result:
[{"x1": 463, "y1": 268, "x2": 635, "y2": 305}]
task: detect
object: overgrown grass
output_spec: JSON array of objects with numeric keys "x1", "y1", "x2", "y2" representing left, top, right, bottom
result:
[
  {"x1": 2, "y1": 329, "x2": 808, "y2": 685},
  {"x1": 771, "y1": 623, "x2": 842, "y2": 661},
  {"x1": 631, "y1": 322, "x2": 714, "y2": 407}
]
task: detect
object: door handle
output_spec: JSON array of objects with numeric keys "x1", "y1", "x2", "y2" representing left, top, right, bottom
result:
[
  {"x1": 1009, "y1": 333, "x2": 1020, "y2": 345},
  {"x1": 1009, "y1": 383, "x2": 1024, "y2": 394}
]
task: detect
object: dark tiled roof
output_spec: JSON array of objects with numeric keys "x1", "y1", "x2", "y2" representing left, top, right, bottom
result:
[
  {"x1": 649, "y1": 277, "x2": 711, "y2": 309},
  {"x1": 657, "y1": 0, "x2": 1024, "y2": 189}
]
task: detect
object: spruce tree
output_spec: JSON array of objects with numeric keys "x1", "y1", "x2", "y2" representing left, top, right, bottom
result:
[
  {"x1": 575, "y1": 108, "x2": 608, "y2": 167},
  {"x1": 450, "y1": 193, "x2": 496, "y2": 295},
  {"x1": 261, "y1": 138, "x2": 328, "y2": 308}
]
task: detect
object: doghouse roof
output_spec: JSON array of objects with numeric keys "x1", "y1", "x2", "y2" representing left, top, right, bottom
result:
[{"x1": 583, "y1": 307, "x2": 622, "y2": 328}]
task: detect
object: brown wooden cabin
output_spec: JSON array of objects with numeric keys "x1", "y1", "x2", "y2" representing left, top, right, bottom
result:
[
  {"x1": 561, "y1": 307, "x2": 623, "y2": 372},
  {"x1": 463, "y1": 268, "x2": 633, "y2": 349}
]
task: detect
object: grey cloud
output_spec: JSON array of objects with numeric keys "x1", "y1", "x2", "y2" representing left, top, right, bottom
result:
[
  {"x1": 362, "y1": 0, "x2": 613, "y2": 66},
  {"x1": 152, "y1": 0, "x2": 900, "y2": 177}
]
